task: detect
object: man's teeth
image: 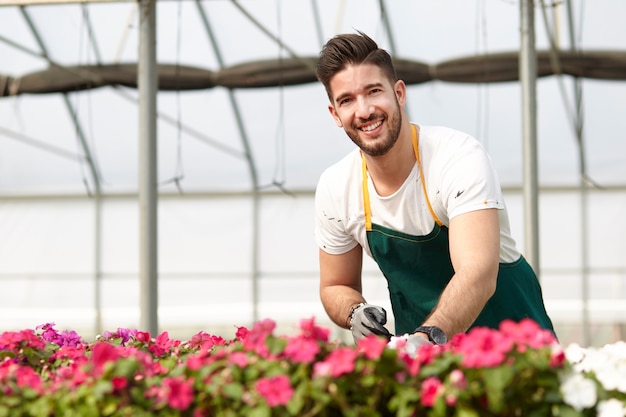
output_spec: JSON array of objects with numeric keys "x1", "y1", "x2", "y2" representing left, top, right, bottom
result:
[{"x1": 361, "y1": 121, "x2": 382, "y2": 132}]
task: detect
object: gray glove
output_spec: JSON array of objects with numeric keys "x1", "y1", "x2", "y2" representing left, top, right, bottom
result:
[
  {"x1": 404, "y1": 333, "x2": 433, "y2": 357},
  {"x1": 350, "y1": 303, "x2": 393, "y2": 342}
]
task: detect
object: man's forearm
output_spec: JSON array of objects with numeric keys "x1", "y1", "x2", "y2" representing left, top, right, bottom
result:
[
  {"x1": 422, "y1": 270, "x2": 496, "y2": 338},
  {"x1": 320, "y1": 285, "x2": 365, "y2": 329}
]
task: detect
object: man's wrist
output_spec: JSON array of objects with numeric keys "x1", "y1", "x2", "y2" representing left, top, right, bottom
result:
[
  {"x1": 347, "y1": 302, "x2": 365, "y2": 329},
  {"x1": 413, "y1": 325, "x2": 448, "y2": 345}
]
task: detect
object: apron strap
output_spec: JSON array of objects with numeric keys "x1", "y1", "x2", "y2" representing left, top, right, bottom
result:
[
  {"x1": 361, "y1": 154, "x2": 373, "y2": 231},
  {"x1": 412, "y1": 124, "x2": 443, "y2": 227}
]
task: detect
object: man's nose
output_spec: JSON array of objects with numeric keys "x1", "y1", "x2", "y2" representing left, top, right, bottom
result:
[{"x1": 355, "y1": 97, "x2": 373, "y2": 119}]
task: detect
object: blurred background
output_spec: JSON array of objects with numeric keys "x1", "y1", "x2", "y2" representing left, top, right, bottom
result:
[{"x1": 0, "y1": 0, "x2": 625, "y2": 346}]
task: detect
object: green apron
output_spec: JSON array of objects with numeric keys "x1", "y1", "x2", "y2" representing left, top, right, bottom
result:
[{"x1": 361, "y1": 125, "x2": 556, "y2": 336}]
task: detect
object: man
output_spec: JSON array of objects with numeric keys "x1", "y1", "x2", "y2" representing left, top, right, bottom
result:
[{"x1": 314, "y1": 31, "x2": 555, "y2": 346}]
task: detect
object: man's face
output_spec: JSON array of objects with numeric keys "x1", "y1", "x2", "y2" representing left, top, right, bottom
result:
[{"x1": 327, "y1": 63, "x2": 404, "y2": 157}]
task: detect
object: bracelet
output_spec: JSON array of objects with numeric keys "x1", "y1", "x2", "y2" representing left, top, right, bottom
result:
[{"x1": 348, "y1": 302, "x2": 366, "y2": 329}]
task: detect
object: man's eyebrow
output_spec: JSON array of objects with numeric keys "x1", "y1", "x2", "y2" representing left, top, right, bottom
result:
[{"x1": 333, "y1": 82, "x2": 385, "y2": 104}]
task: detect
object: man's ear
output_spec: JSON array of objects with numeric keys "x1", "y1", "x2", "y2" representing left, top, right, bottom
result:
[
  {"x1": 394, "y1": 80, "x2": 407, "y2": 107},
  {"x1": 328, "y1": 104, "x2": 343, "y2": 128}
]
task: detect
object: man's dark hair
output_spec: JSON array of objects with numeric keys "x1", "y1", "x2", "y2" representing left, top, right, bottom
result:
[{"x1": 316, "y1": 31, "x2": 397, "y2": 102}]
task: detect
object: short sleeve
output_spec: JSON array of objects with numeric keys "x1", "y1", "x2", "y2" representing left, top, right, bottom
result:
[
  {"x1": 435, "y1": 133, "x2": 504, "y2": 220},
  {"x1": 314, "y1": 166, "x2": 360, "y2": 255}
]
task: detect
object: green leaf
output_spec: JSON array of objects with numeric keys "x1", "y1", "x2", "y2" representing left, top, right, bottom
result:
[
  {"x1": 247, "y1": 404, "x2": 271, "y2": 417},
  {"x1": 454, "y1": 406, "x2": 481, "y2": 417},
  {"x1": 221, "y1": 382, "x2": 244, "y2": 400},
  {"x1": 482, "y1": 366, "x2": 514, "y2": 413}
]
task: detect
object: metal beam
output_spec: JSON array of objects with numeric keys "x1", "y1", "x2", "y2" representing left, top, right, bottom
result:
[
  {"x1": 520, "y1": 0, "x2": 540, "y2": 276},
  {"x1": 138, "y1": 0, "x2": 159, "y2": 335}
]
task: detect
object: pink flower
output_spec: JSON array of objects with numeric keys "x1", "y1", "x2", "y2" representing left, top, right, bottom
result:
[
  {"x1": 112, "y1": 376, "x2": 128, "y2": 391},
  {"x1": 549, "y1": 343, "x2": 566, "y2": 367},
  {"x1": 15, "y1": 366, "x2": 43, "y2": 392},
  {"x1": 149, "y1": 331, "x2": 180, "y2": 357},
  {"x1": 0, "y1": 329, "x2": 46, "y2": 351},
  {"x1": 91, "y1": 342, "x2": 121, "y2": 374},
  {"x1": 228, "y1": 352, "x2": 249, "y2": 367},
  {"x1": 255, "y1": 375, "x2": 293, "y2": 407},
  {"x1": 162, "y1": 376, "x2": 194, "y2": 410},
  {"x1": 186, "y1": 354, "x2": 206, "y2": 371},
  {"x1": 235, "y1": 326, "x2": 249, "y2": 342},
  {"x1": 313, "y1": 347, "x2": 358, "y2": 378},
  {"x1": 298, "y1": 317, "x2": 330, "y2": 342},
  {"x1": 242, "y1": 319, "x2": 276, "y2": 358},
  {"x1": 283, "y1": 336, "x2": 320, "y2": 363},
  {"x1": 189, "y1": 332, "x2": 226, "y2": 351},
  {"x1": 455, "y1": 327, "x2": 514, "y2": 368},
  {"x1": 421, "y1": 376, "x2": 443, "y2": 407},
  {"x1": 449, "y1": 369, "x2": 467, "y2": 389},
  {"x1": 135, "y1": 331, "x2": 151, "y2": 343},
  {"x1": 499, "y1": 319, "x2": 556, "y2": 349},
  {"x1": 50, "y1": 345, "x2": 88, "y2": 363},
  {"x1": 357, "y1": 335, "x2": 388, "y2": 360}
]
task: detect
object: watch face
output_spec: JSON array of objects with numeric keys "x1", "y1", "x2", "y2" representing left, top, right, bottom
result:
[
  {"x1": 430, "y1": 327, "x2": 447, "y2": 345},
  {"x1": 415, "y1": 326, "x2": 448, "y2": 345}
]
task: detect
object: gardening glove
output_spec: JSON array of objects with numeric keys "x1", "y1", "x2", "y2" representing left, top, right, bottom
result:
[
  {"x1": 350, "y1": 303, "x2": 392, "y2": 343},
  {"x1": 404, "y1": 333, "x2": 433, "y2": 357}
]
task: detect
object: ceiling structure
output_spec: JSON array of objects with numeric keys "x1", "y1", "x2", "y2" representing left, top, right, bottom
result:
[{"x1": 2, "y1": 0, "x2": 625, "y2": 198}]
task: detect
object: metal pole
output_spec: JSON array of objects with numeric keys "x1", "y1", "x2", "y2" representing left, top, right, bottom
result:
[
  {"x1": 520, "y1": 0, "x2": 540, "y2": 277},
  {"x1": 138, "y1": 0, "x2": 158, "y2": 335},
  {"x1": 565, "y1": 0, "x2": 590, "y2": 345}
]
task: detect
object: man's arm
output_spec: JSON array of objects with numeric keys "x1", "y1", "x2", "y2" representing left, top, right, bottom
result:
[
  {"x1": 319, "y1": 245, "x2": 365, "y2": 329},
  {"x1": 421, "y1": 208, "x2": 500, "y2": 338}
]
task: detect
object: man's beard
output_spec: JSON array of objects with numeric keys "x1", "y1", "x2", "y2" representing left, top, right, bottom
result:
[{"x1": 344, "y1": 103, "x2": 402, "y2": 157}]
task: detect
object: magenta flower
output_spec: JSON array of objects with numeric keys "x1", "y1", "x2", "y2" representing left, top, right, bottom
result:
[
  {"x1": 0, "y1": 329, "x2": 46, "y2": 352},
  {"x1": 255, "y1": 375, "x2": 293, "y2": 407},
  {"x1": 102, "y1": 328, "x2": 135, "y2": 345},
  {"x1": 455, "y1": 327, "x2": 514, "y2": 368},
  {"x1": 189, "y1": 331, "x2": 226, "y2": 351},
  {"x1": 15, "y1": 365, "x2": 43, "y2": 391},
  {"x1": 235, "y1": 326, "x2": 249, "y2": 342},
  {"x1": 228, "y1": 352, "x2": 249, "y2": 367},
  {"x1": 111, "y1": 376, "x2": 128, "y2": 391},
  {"x1": 91, "y1": 342, "x2": 121, "y2": 374},
  {"x1": 149, "y1": 331, "x2": 180, "y2": 357},
  {"x1": 499, "y1": 318, "x2": 557, "y2": 350},
  {"x1": 283, "y1": 335, "x2": 320, "y2": 363},
  {"x1": 242, "y1": 319, "x2": 276, "y2": 358},
  {"x1": 298, "y1": 317, "x2": 330, "y2": 342},
  {"x1": 162, "y1": 376, "x2": 194, "y2": 410},
  {"x1": 135, "y1": 331, "x2": 151, "y2": 343},
  {"x1": 420, "y1": 376, "x2": 444, "y2": 407},
  {"x1": 313, "y1": 347, "x2": 358, "y2": 378},
  {"x1": 357, "y1": 335, "x2": 388, "y2": 360}
]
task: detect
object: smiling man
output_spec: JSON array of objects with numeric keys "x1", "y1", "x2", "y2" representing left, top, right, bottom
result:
[{"x1": 314, "y1": 31, "x2": 555, "y2": 347}]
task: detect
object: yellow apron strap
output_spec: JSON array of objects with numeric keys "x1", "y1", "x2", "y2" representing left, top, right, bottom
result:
[
  {"x1": 412, "y1": 124, "x2": 443, "y2": 227},
  {"x1": 361, "y1": 153, "x2": 373, "y2": 231},
  {"x1": 361, "y1": 124, "x2": 443, "y2": 231}
]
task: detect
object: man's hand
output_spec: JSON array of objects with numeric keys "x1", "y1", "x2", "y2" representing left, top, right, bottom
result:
[{"x1": 350, "y1": 304, "x2": 392, "y2": 342}]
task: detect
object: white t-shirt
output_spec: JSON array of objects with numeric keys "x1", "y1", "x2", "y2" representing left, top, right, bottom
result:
[{"x1": 314, "y1": 125, "x2": 521, "y2": 263}]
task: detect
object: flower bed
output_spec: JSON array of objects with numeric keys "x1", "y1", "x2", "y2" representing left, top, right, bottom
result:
[{"x1": 0, "y1": 318, "x2": 624, "y2": 416}]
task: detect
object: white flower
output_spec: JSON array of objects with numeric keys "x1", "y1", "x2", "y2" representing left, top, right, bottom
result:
[
  {"x1": 387, "y1": 333, "x2": 409, "y2": 350},
  {"x1": 560, "y1": 372, "x2": 597, "y2": 411},
  {"x1": 565, "y1": 343, "x2": 586, "y2": 364},
  {"x1": 597, "y1": 399, "x2": 626, "y2": 417}
]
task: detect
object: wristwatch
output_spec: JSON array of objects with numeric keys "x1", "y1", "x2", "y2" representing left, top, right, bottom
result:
[{"x1": 413, "y1": 326, "x2": 448, "y2": 345}]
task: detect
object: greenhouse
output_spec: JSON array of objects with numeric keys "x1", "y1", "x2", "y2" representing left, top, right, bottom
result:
[{"x1": 0, "y1": 0, "x2": 625, "y2": 350}]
